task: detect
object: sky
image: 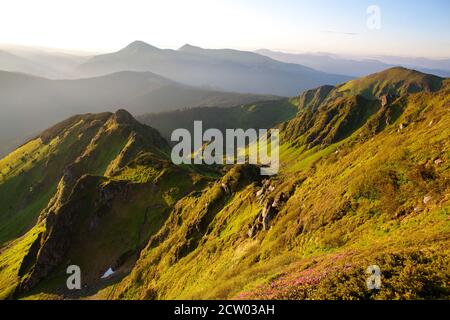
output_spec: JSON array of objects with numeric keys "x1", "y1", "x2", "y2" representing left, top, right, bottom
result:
[{"x1": 0, "y1": 0, "x2": 449, "y2": 58}]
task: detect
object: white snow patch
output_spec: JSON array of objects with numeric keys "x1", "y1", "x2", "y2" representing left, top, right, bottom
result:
[{"x1": 101, "y1": 267, "x2": 114, "y2": 279}]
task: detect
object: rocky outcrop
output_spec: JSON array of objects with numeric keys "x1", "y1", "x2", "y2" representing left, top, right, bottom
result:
[
  {"x1": 380, "y1": 94, "x2": 399, "y2": 107},
  {"x1": 17, "y1": 175, "x2": 102, "y2": 293},
  {"x1": 282, "y1": 95, "x2": 381, "y2": 148},
  {"x1": 176, "y1": 165, "x2": 261, "y2": 259},
  {"x1": 248, "y1": 180, "x2": 289, "y2": 237},
  {"x1": 297, "y1": 85, "x2": 335, "y2": 111}
]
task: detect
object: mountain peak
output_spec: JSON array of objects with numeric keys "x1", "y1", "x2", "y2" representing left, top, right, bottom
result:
[
  {"x1": 122, "y1": 40, "x2": 159, "y2": 52},
  {"x1": 113, "y1": 109, "x2": 137, "y2": 125},
  {"x1": 178, "y1": 44, "x2": 203, "y2": 52},
  {"x1": 377, "y1": 66, "x2": 422, "y2": 76},
  {"x1": 372, "y1": 66, "x2": 444, "y2": 81},
  {"x1": 337, "y1": 66, "x2": 443, "y2": 99},
  {"x1": 113, "y1": 109, "x2": 136, "y2": 124}
]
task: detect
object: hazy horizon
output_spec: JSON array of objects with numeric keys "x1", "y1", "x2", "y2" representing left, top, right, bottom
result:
[
  {"x1": 1, "y1": 41, "x2": 450, "y2": 62},
  {"x1": 1, "y1": 0, "x2": 449, "y2": 59}
]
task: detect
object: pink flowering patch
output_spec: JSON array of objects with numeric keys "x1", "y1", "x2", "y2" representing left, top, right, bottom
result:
[{"x1": 236, "y1": 252, "x2": 354, "y2": 300}]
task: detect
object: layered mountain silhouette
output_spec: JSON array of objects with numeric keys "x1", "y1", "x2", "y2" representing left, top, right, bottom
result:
[
  {"x1": 257, "y1": 49, "x2": 450, "y2": 78},
  {"x1": 76, "y1": 41, "x2": 351, "y2": 95},
  {"x1": 0, "y1": 45, "x2": 89, "y2": 79},
  {"x1": 0, "y1": 68, "x2": 448, "y2": 300},
  {"x1": 0, "y1": 70, "x2": 276, "y2": 157},
  {"x1": 2, "y1": 42, "x2": 449, "y2": 81}
]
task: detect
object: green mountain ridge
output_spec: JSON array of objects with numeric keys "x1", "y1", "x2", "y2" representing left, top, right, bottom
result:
[
  {"x1": 0, "y1": 69, "x2": 276, "y2": 158},
  {"x1": 293, "y1": 67, "x2": 444, "y2": 110},
  {"x1": 0, "y1": 67, "x2": 449, "y2": 300},
  {"x1": 138, "y1": 99, "x2": 298, "y2": 143},
  {"x1": 0, "y1": 110, "x2": 214, "y2": 298}
]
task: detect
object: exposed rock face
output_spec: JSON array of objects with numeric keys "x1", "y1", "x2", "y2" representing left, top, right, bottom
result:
[
  {"x1": 283, "y1": 95, "x2": 381, "y2": 148},
  {"x1": 1, "y1": 109, "x2": 176, "y2": 298},
  {"x1": 262, "y1": 198, "x2": 275, "y2": 230},
  {"x1": 297, "y1": 85, "x2": 335, "y2": 111},
  {"x1": 95, "y1": 181, "x2": 131, "y2": 209},
  {"x1": 175, "y1": 165, "x2": 262, "y2": 260},
  {"x1": 248, "y1": 181, "x2": 289, "y2": 237},
  {"x1": 18, "y1": 175, "x2": 102, "y2": 292},
  {"x1": 380, "y1": 94, "x2": 399, "y2": 107},
  {"x1": 17, "y1": 173, "x2": 138, "y2": 294},
  {"x1": 221, "y1": 183, "x2": 229, "y2": 195},
  {"x1": 247, "y1": 223, "x2": 256, "y2": 238},
  {"x1": 113, "y1": 109, "x2": 136, "y2": 125}
]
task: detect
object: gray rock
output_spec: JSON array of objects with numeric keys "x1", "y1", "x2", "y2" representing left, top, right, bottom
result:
[
  {"x1": 256, "y1": 187, "x2": 265, "y2": 197},
  {"x1": 423, "y1": 195, "x2": 432, "y2": 205}
]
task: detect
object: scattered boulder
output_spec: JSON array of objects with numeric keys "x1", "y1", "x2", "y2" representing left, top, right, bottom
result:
[
  {"x1": 247, "y1": 186, "x2": 291, "y2": 237},
  {"x1": 221, "y1": 183, "x2": 230, "y2": 195},
  {"x1": 423, "y1": 195, "x2": 432, "y2": 205},
  {"x1": 272, "y1": 193, "x2": 287, "y2": 209},
  {"x1": 256, "y1": 187, "x2": 265, "y2": 198},
  {"x1": 434, "y1": 158, "x2": 444, "y2": 165},
  {"x1": 247, "y1": 224, "x2": 256, "y2": 238},
  {"x1": 256, "y1": 179, "x2": 276, "y2": 200}
]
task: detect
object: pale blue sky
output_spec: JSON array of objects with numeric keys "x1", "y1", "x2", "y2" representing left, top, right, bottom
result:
[{"x1": 0, "y1": 0, "x2": 448, "y2": 57}]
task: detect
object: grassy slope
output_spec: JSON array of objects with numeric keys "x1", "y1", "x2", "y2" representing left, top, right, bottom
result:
[
  {"x1": 138, "y1": 98, "x2": 298, "y2": 142},
  {"x1": 97, "y1": 78, "x2": 449, "y2": 300},
  {"x1": 0, "y1": 225, "x2": 44, "y2": 298},
  {"x1": 336, "y1": 67, "x2": 443, "y2": 99},
  {"x1": 0, "y1": 110, "x2": 215, "y2": 298},
  {"x1": 0, "y1": 114, "x2": 111, "y2": 245},
  {"x1": 0, "y1": 68, "x2": 448, "y2": 300}
]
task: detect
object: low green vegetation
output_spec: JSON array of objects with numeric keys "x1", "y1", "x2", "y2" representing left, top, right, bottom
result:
[
  {"x1": 138, "y1": 99, "x2": 298, "y2": 143},
  {"x1": 0, "y1": 68, "x2": 448, "y2": 300}
]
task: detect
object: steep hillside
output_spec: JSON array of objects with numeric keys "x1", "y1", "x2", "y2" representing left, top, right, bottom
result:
[
  {"x1": 97, "y1": 69, "x2": 449, "y2": 300},
  {"x1": 336, "y1": 67, "x2": 443, "y2": 99},
  {"x1": 0, "y1": 68, "x2": 448, "y2": 300},
  {"x1": 138, "y1": 99, "x2": 298, "y2": 143},
  {"x1": 76, "y1": 41, "x2": 351, "y2": 96},
  {"x1": 0, "y1": 70, "x2": 275, "y2": 157},
  {"x1": 292, "y1": 67, "x2": 444, "y2": 109},
  {"x1": 0, "y1": 110, "x2": 214, "y2": 298}
]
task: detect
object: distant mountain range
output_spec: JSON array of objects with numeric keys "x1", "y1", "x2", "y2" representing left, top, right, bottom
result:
[
  {"x1": 0, "y1": 70, "x2": 276, "y2": 157},
  {"x1": 0, "y1": 44, "x2": 89, "y2": 79},
  {"x1": 1, "y1": 41, "x2": 449, "y2": 160},
  {"x1": 256, "y1": 49, "x2": 450, "y2": 78},
  {"x1": 75, "y1": 41, "x2": 350, "y2": 96},
  {"x1": 2, "y1": 42, "x2": 449, "y2": 84},
  {"x1": 0, "y1": 41, "x2": 358, "y2": 156}
]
